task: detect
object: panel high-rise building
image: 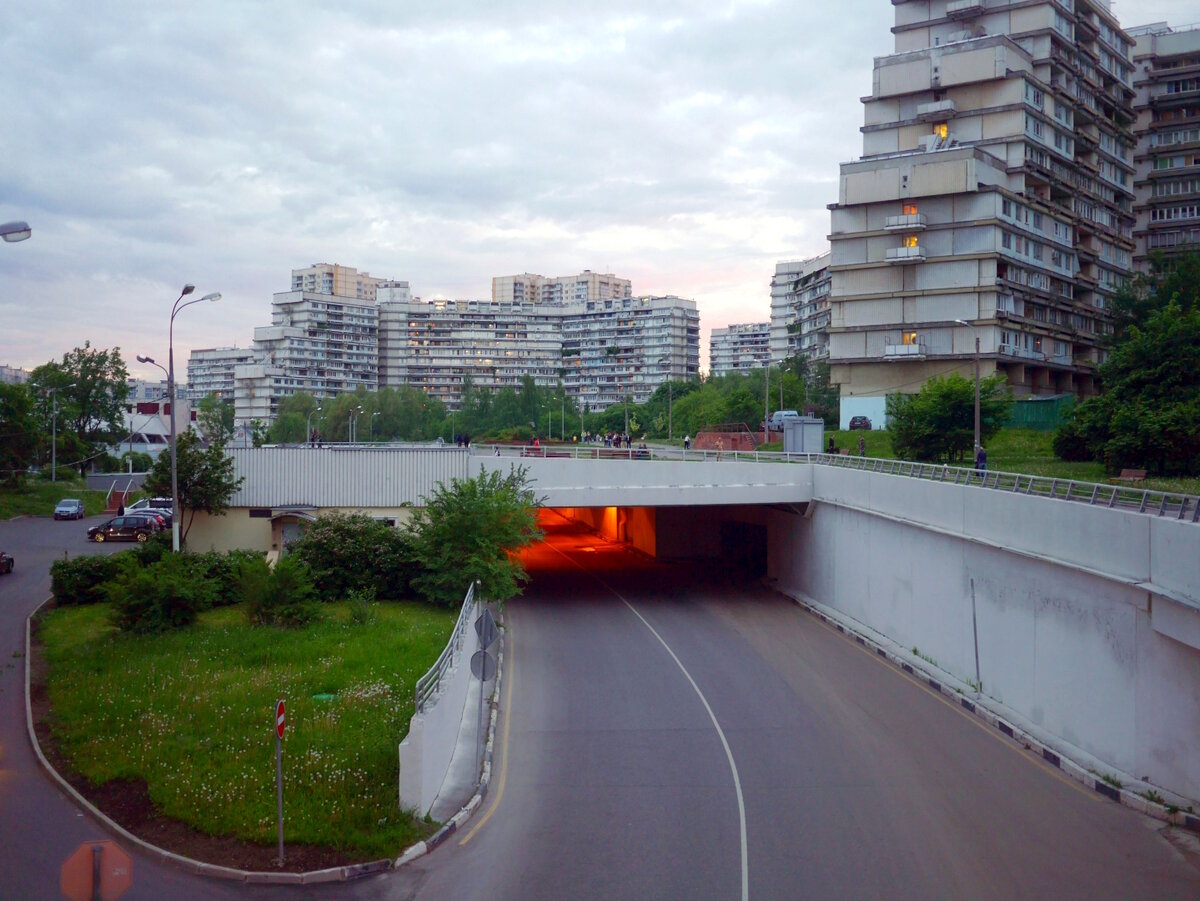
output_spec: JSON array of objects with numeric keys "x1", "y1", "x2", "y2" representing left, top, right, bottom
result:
[
  {"x1": 710, "y1": 323, "x2": 771, "y2": 377},
  {"x1": 769, "y1": 254, "x2": 832, "y2": 364},
  {"x1": 828, "y1": 0, "x2": 1136, "y2": 426}
]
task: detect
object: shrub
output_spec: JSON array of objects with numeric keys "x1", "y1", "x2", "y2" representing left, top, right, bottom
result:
[
  {"x1": 51, "y1": 554, "x2": 123, "y2": 606},
  {"x1": 347, "y1": 586, "x2": 379, "y2": 625},
  {"x1": 181, "y1": 549, "x2": 264, "y2": 607},
  {"x1": 107, "y1": 555, "x2": 215, "y2": 634},
  {"x1": 287, "y1": 513, "x2": 418, "y2": 601},
  {"x1": 1052, "y1": 415, "x2": 1093, "y2": 462},
  {"x1": 241, "y1": 555, "x2": 319, "y2": 627}
]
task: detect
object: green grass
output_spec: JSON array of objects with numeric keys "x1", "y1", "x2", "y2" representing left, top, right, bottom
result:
[
  {"x1": 38, "y1": 600, "x2": 458, "y2": 859},
  {"x1": 0, "y1": 475, "x2": 110, "y2": 520}
]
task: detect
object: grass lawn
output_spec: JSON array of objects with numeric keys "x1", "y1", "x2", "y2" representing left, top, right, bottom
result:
[
  {"x1": 0, "y1": 476, "x2": 110, "y2": 519},
  {"x1": 38, "y1": 600, "x2": 458, "y2": 859}
]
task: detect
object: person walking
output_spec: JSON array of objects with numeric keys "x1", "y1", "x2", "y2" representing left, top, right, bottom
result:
[
  {"x1": 715, "y1": 437, "x2": 724, "y2": 462},
  {"x1": 975, "y1": 445, "x2": 987, "y2": 472},
  {"x1": 683, "y1": 435, "x2": 691, "y2": 452},
  {"x1": 858, "y1": 435, "x2": 866, "y2": 456}
]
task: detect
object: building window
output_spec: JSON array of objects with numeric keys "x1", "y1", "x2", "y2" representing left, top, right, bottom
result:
[
  {"x1": 903, "y1": 203, "x2": 918, "y2": 215},
  {"x1": 902, "y1": 331, "x2": 918, "y2": 345},
  {"x1": 904, "y1": 234, "x2": 919, "y2": 248}
]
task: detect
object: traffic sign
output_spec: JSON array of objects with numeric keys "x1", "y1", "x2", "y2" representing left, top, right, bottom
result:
[
  {"x1": 276, "y1": 699, "x2": 286, "y2": 739},
  {"x1": 475, "y1": 608, "x2": 499, "y2": 649},
  {"x1": 60, "y1": 840, "x2": 132, "y2": 901},
  {"x1": 471, "y1": 649, "x2": 497, "y2": 681}
]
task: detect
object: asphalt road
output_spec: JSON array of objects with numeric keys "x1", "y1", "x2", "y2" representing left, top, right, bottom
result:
[{"x1": 1, "y1": 514, "x2": 1198, "y2": 900}]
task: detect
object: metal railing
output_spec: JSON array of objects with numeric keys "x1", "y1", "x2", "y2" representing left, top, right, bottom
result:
[
  {"x1": 474, "y1": 444, "x2": 1200, "y2": 523},
  {"x1": 415, "y1": 580, "x2": 479, "y2": 713}
]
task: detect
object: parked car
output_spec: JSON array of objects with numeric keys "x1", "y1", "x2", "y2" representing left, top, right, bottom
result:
[
  {"x1": 127, "y1": 496, "x2": 173, "y2": 513},
  {"x1": 848, "y1": 416, "x2": 873, "y2": 430},
  {"x1": 54, "y1": 498, "x2": 86, "y2": 520},
  {"x1": 0, "y1": 550, "x2": 12, "y2": 574},
  {"x1": 87, "y1": 515, "x2": 159, "y2": 543}
]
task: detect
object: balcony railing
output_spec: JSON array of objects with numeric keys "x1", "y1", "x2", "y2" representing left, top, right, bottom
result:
[
  {"x1": 884, "y1": 342, "x2": 928, "y2": 358},
  {"x1": 884, "y1": 213, "x2": 928, "y2": 231},
  {"x1": 916, "y1": 99, "x2": 957, "y2": 121},
  {"x1": 885, "y1": 246, "x2": 928, "y2": 263}
]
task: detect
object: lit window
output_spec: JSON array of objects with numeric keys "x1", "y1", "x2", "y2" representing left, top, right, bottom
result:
[
  {"x1": 902, "y1": 331, "x2": 918, "y2": 345},
  {"x1": 904, "y1": 235, "x2": 919, "y2": 248},
  {"x1": 903, "y1": 203, "x2": 918, "y2": 215},
  {"x1": 934, "y1": 122, "x2": 948, "y2": 139}
]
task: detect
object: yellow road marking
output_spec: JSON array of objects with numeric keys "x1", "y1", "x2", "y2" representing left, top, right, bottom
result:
[{"x1": 458, "y1": 616, "x2": 516, "y2": 845}]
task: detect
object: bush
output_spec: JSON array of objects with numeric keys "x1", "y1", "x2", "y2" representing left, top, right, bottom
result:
[
  {"x1": 107, "y1": 555, "x2": 215, "y2": 634},
  {"x1": 241, "y1": 555, "x2": 319, "y2": 627},
  {"x1": 51, "y1": 554, "x2": 123, "y2": 606},
  {"x1": 347, "y1": 586, "x2": 379, "y2": 625},
  {"x1": 1052, "y1": 415, "x2": 1093, "y2": 462},
  {"x1": 181, "y1": 549, "x2": 265, "y2": 607},
  {"x1": 288, "y1": 513, "x2": 418, "y2": 601}
]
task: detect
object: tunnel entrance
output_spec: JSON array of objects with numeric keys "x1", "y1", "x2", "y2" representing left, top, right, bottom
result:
[{"x1": 719, "y1": 521, "x2": 768, "y2": 578}]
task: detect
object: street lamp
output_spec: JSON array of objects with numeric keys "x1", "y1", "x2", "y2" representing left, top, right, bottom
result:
[
  {"x1": 136, "y1": 354, "x2": 170, "y2": 465},
  {"x1": 1, "y1": 221, "x2": 31, "y2": 243},
  {"x1": 169, "y1": 286, "x2": 221, "y2": 552},
  {"x1": 368, "y1": 411, "x2": 381, "y2": 440},
  {"x1": 48, "y1": 383, "x2": 76, "y2": 482},
  {"x1": 306, "y1": 405, "x2": 322, "y2": 445},
  {"x1": 955, "y1": 319, "x2": 981, "y2": 456}
]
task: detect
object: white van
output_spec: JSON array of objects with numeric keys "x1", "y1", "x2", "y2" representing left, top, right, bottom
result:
[{"x1": 767, "y1": 410, "x2": 801, "y2": 430}]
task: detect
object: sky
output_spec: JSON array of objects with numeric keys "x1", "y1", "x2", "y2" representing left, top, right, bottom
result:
[{"x1": 1, "y1": 1, "x2": 1193, "y2": 382}]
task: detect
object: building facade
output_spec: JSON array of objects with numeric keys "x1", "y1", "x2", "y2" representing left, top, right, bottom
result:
[
  {"x1": 828, "y1": 0, "x2": 1136, "y2": 424},
  {"x1": 769, "y1": 254, "x2": 832, "y2": 363},
  {"x1": 1130, "y1": 23, "x2": 1200, "y2": 267},
  {"x1": 186, "y1": 347, "x2": 259, "y2": 402},
  {"x1": 291, "y1": 263, "x2": 384, "y2": 302},
  {"x1": 710, "y1": 322, "x2": 771, "y2": 376},
  {"x1": 492, "y1": 271, "x2": 632, "y2": 305}
]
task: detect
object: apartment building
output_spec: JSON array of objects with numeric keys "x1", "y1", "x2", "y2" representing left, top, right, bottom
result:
[
  {"x1": 291, "y1": 263, "x2": 385, "y2": 302},
  {"x1": 1130, "y1": 23, "x2": 1200, "y2": 267},
  {"x1": 186, "y1": 347, "x2": 259, "y2": 402},
  {"x1": 377, "y1": 289, "x2": 566, "y2": 409},
  {"x1": 710, "y1": 322, "x2": 771, "y2": 377},
  {"x1": 0, "y1": 365, "x2": 29, "y2": 385},
  {"x1": 236, "y1": 290, "x2": 379, "y2": 422},
  {"x1": 492, "y1": 271, "x2": 632, "y2": 305},
  {"x1": 769, "y1": 254, "x2": 832, "y2": 363},
  {"x1": 828, "y1": 0, "x2": 1136, "y2": 427},
  {"x1": 561, "y1": 295, "x2": 700, "y2": 411}
]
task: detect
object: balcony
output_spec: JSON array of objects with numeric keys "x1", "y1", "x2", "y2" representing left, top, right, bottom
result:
[
  {"x1": 1000, "y1": 345, "x2": 1048, "y2": 362},
  {"x1": 884, "y1": 213, "x2": 928, "y2": 231},
  {"x1": 885, "y1": 246, "x2": 928, "y2": 264},
  {"x1": 884, "y1": 342, "x2": 928, "y2": 359},
  {"x1": 916, "y1": 99, "x2": 957, "y2": 121},
  {"x1": 946, "y1": 0, "x2": 984, "y2": 18}
]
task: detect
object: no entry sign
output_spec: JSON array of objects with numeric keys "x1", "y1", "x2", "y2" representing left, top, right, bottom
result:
[{"x1": 275, "y1": 699, "x2": 286, "y2": 739}]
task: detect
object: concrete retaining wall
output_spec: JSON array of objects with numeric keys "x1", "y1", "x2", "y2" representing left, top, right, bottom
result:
[
  {"x1": 398, "y1": 602, "x2": 479, "y2": 816},
  {"x1": 764, "y1": 468, "x2": 1200, "y2": 801}
]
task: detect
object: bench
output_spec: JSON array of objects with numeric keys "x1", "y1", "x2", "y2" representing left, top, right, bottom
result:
[{"x1": 1114, "y1": 468, "x2": 1147, "y2": 483}]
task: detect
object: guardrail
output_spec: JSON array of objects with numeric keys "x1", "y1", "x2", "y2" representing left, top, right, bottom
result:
[
  {"x1": 474, "y1": 444, "x2": 1200, "y2": 523},
  {"x1": 415, "y1": 580, "x2": 479, "y2": 713}
]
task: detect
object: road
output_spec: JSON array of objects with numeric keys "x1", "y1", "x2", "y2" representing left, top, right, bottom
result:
[{"x1": 1, "y1": 514, "x2": 1197, "y2": 899}]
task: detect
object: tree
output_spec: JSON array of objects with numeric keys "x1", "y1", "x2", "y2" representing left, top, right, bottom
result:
[
  {"x1": 887, "y1": 373, "x2": 1013, "y2": 464},
  {"x1": 0, "y1": 383, "x2": 38, "y2": 487},
  {"x1": 1108, "y1": 251, "x2": 1200, "y2": 340},
  {"x1": 196, "y1": 394, "x2": 234, "y2": 444},
  {"x1": 29, "y1": 343, "x2": 130, "y2": 474},
  {"x1": 1055, "y1": 300, "x2": 1200, "y2": 476},
  {"x1": 408, "y1": 467, "x2": 543, "y2": 605},
  {"x1": 142, "y1": 432, "x2": 244, "y2": 545}
]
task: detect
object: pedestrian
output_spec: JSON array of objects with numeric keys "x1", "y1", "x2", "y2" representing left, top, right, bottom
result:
[
  {"x1": 975, "y1": 445, "x2": 987, "y2": 472},
  {"x1": 683, "y1": 435, "x2": 691, "y2": 451},
  {"x1": 858, "y1": 435, "x2": 866, "y2": 456},
  {"x1": 715, "y1": 437, "x2": 724, "y2": 462},
  {"x1": 827, "y1": 436, "x2": 836, "y2": 455}
]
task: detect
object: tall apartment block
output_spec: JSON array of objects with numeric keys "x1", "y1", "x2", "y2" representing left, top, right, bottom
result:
[
  {"x1": 377, "y1": 288, "x2": 567, "y2": 409},
  {"x1": 560, "y1": 295, "x2": 700, "y2": 411},
  {"x1": 828, "y1": 0, "x2": 1136, "y2": 426},
  {"x1": 710, "y1": 322, "x2": 771, "y2": 376},
  {"x1": 492, "y1": 271, "x2": 632, "y2": 305},
  {"x1": 769, "y1": 254, "x2": 832, "y2": 363},
  {"x1": 186, "y1": 347, "x2": 259, "y2": 401},
  {"x1": 1130, "y1": 23, "x2": 1200, "y2": 267},
  {"x1": 291, "y1": 263, "x2": 385, "y2": 302}
]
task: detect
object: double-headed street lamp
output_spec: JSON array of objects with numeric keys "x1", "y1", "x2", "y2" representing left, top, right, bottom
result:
[
  {"x1": 368, "y1": 411, "x2": 381, "y2": 440},
  {"x1": 167, "y1": 286, "x2": 221, "y2": 552},
  {"x1": 306, "y1": 405, "x2": 322, "y2": 445},
  {"x1": 955, "y1": 319, "x2": 982, "y2": 456},
  {"x1": 49, "y1": 383, "x2": 76, "y2": 482}
]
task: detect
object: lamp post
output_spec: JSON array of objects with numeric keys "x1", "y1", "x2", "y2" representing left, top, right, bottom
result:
[
  {"x1": 658, "y1": 357, "x2": 673, "y2": 440},
  {"x1": 955, "y1": 319, "x2": 981, "y2": 456},
  {"x1": 306, "y1": 406, "x2": 322, "y2": 445},
  {"x1": 169, "y1": 286, "x2": 221, "y2": 552},
  {"x1": 136, "y1": 354, "x2": 169, "y2": 466},
  {"x1": 49, "y1": 383, "x2": 76, "y2": 482},
  {"x1": 368, "y1": 411, "x2": 381, "y2": 441},
  {"x1": 764, "y1": 364, "x2": 770, "y2": 439},
  {"x1": 0, "y1": 221, "x2": 31, "y2": 243}
]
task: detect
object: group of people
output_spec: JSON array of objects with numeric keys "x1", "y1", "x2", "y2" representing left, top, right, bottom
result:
[{"x1": 581, "y1": 431, "x2": 634, "y2": 448}]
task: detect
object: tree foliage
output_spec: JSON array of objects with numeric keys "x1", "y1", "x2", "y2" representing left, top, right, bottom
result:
[
  {"x1": 1054, "y1": 300, "x2": 1200, "y2": 475},
  {"x1": 197, "y1": 393, "x2": 235, "y2": 444},
  {"x1": 408, "y1": 467, "x2": 543, "y2": 605},
  {"x1": 142, "y1": 431, "x2": 244, "y2": 544},
  {"x1": 887, "y1": 373, "x2": 1013, "y2": 464},
  {"x1": 287, "y1": 512, "x2": 418, "y2": 601},
  {"x1": 0, "y1": 382, "x2": 38, "y2": 486},
  {"x1": 1108, "y1": 251, "x2": 1200, "y2": 341},
  {"x1": 29, "y1": 342, "x2": 129, "y2": 474}
]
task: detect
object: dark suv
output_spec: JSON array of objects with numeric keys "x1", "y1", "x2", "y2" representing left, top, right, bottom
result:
[
  {"x1": 848, "y1": 416, "x2": 873, "y2": 430},
  {"x1": 87, "y1": 515, "x2": 160, "y2": 543}
]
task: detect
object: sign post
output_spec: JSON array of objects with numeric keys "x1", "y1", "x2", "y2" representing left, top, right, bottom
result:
[{"x1": 275, "y1": 699, "x2": 286, "y2": 866}]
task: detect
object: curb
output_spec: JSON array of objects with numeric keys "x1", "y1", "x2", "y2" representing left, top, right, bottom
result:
[
  {"x1": 776, "y1": 587, "x2": 1200, "y2": 834},
  {"x1": 393, "y1": 624, "x2": 505, "y2": 868},
  {"x1": 25, "y1": 597, "x2": 412, "y2": 884}
]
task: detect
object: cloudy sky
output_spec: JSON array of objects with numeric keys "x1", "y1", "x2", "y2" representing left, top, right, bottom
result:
[{"x1": 1, "y1": 1, "x2": 1191, "y2": 381}]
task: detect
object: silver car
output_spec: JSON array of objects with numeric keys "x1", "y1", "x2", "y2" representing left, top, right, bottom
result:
[{"x1": 53, "y1": 498, "x2": 86, "y2": 520}]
